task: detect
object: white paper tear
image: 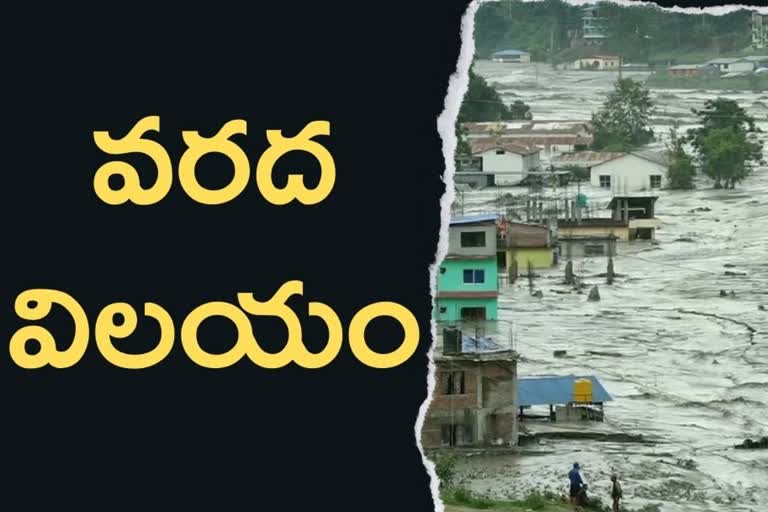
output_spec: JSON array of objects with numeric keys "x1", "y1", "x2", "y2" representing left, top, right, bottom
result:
[
  {"x1": 418, "y1": 1, "x2": 479, "y2": 511},
  {"x1": 418, "y1": 1, "x2": 768, "y2": 511}
]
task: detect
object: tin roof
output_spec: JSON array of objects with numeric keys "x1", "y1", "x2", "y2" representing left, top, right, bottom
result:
[
  {"x1": 470, "y1": 139, "x2": 541, "y2": 156},
  {"x1": 552, "y1": 151, "x2": 624, "y2": 165},
  {"x1": 492, "y1": 49, "x2": 529, "y2": 56},
  {"x1": 518, "y1": 375, "x2": 613, "y2": 406},
  {"x1": 449, "y1": 213, "x2": 498, "y2": 226}
]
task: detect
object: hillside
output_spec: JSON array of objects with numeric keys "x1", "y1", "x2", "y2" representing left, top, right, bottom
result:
[{"x1": 475, "y1": 0, "x2": 755, "y2": 65}]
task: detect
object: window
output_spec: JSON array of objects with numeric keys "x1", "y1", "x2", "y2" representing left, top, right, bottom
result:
[
  {"x1": 439, "y1": 306, "x2": 447, "y2": 314},
  {"x1": 463, "y1": 269, "x2": 486, "y2": 284},
  {"x1": 584, "y1": 244, "x2": 605, "y2": 256},
  {"x1": 460, "y1": 231, "x2": 486, "y2": 248},
  {"x1": 599, "y1": 175, "x2": 611, "y2": 188},
  {"x1": 650, "y1": 175, "x2": 662, "y2": 189},
  {"x1": 439, "y1": 267, "x2": 446, "y2": 274},
  {"x1": 443, "y1": 371, "x2": 465, "y2": 395},
  {"x1": 495, "y1": 149, "x2": 505, "y2": 155}
]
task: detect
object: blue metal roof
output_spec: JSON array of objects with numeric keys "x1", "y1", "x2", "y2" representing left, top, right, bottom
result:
[
  {"x1": 449, "y1": 213, "x2": 498, "y2": 226},
  {"x1": 517, "y1": 375, "x2": 613, "y2": 406},
  {"x1": 492, "y1": 49, "x2": 529, "y2": 56}
]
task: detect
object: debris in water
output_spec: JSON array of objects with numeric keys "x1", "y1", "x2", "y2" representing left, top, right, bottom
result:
[
  {"x1": 588, "y1": 285, "x2": 600, "y2": 302},
  {"x1": 532, "y1": 289, "x2": 544, "y2": 298},
  {"x1": 725, "y1": 270, "x2": 747, "y2": 276},
  {"x1": 553, "y1": 350, "x2": 567, "y2": 358},
  {"x1": 734, "y1": 436, "x2": 768, "y2": 449}
]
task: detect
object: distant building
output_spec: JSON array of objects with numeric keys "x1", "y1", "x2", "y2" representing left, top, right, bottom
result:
[
  {"x1": 574, "y1": 55, "x2": 620, "y2": 70},
  {"x1": 496, "y1": 219, "x2": 557, "y2": 274},
  {"x1": 422, "y1": 335, "x2": 519, "y2": 448},
  {"x1": 753, "y1": 12, "x2": 768, "y2": 49},
  {"x1": 589, "y1": 151, "x2": 670, "y2": 193},
  {"x1": 436, "y1": 215, "x2": 499, "y2": 323},
  {"x1": 706, "y1": 57, "x2": 754, "y2": 74},
  {"x1": 491, "y1": 49, "x2": 531, "y2": 63},
  {"x1": 467, "y1": 140, "x2": 542, "y2": 186},
  {"x1": 742, "y1": 55, "x2": 768, "y2": 69},
  {"x1": 463, "y1": 121, "x2": 593, "y2": 162},
  {"x1": 578, "y1": 5, "x2": 607, "y2": 47},
  {"x1": 667, "y1": 64, "x2": 718, "y2": 78}
]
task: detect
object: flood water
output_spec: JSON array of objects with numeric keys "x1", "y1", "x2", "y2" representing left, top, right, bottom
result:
[{"x1": 448, "y1": 61, "x2": 768, "y2": 512}]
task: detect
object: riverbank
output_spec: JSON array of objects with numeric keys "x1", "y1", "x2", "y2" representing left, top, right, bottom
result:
[{"x1": 442, "y1": 488, "x2": 661, "y2": 512}]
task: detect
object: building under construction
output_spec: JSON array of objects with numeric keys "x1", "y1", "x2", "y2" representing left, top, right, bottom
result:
[{"x1": 421, "y1": 331, "x2": 519, "y2": 448}]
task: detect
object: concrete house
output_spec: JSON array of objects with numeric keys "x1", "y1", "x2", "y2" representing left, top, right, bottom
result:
[
  {"x1": 706, "y1": 57, "x2": 754, "y2": 74},
  {"x1": 574, "y1": 54, "x2": 620, "y2": 70},
  {"x1": 558, "y1": 195, "x2": 660, "y2": 243},
  {"x1": 436, "y1": 215, "x2": 499, "y2": 323},
  {"x1": 589, "y1": 151, "x2": 669, "y2": 193},
  {"x1": 667, "y1": 64, "x2": 718, "y2": 77},
  {"x1": 468, "y1": 140, "x2": 542, "y2": 186},
  {"x1": 491, "y1": 49, "x2": 531, "y2": 63},
  {"x1": 559, "y1": 234, "x2": 618, "y2": 259},
  {"x1": 496, "y1": 219, "x2": 557, "y2": 274},
  {"x1": 422, "y1": 334, "x2": 519, "y2": 448}
]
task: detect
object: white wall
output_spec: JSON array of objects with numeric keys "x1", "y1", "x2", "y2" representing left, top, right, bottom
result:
[
  {"x1": 719, "y1": 61, "x2": 754, "y2": 73},
  {"x1": 478, "y1": 149, "x2": 525, "y2": 185},
  {"x1": 589, "y1": 154, "x2": 667, "y2": 192}
]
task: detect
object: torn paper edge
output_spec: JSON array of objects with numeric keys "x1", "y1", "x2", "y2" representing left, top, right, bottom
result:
[
  {"x1": 419, "y1": 2, "x2": 479, "y2": 512},
  {"x1": 418, "y1": 1, "x2": 768, "y2": 511}
]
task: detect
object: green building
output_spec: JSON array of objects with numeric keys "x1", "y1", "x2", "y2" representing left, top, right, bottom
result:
[{"x1": 436, "y1": 214, "x2": 499, "y2": 323}]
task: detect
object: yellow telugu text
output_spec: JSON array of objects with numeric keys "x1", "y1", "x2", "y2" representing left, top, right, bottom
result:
[
  {"x1": 9, "y1": 282, "x2": 419, "y2": 370},
  {"x1": 93, "y1": 117, "x2": 335, "y2": 206}
]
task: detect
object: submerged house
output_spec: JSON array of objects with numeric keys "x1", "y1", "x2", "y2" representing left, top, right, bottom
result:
[
  {"x1": 491, "y1": 49, "x2": 531, "y2": 63},
  {"x1": 558, "y1": 195, "x2": 660, "y2": 242},
  {"x1": 589, "y1": 151, "x2": 670, "y2": 193},
  {"x1": 517, "y1": 375, "x2": 613, "y2": 423},
  {"x1": 497, "y1": 218, "x2": 557, "y2": 274},
  {"x1": 608, "y1": 196, "x2": 660, "y2": 240},
  {"x1": 436, "y1": 215, "x2": 499, "y2": 323},
  {"x1": 559, "y1": 234, "x2": 618, "y2": 259},
  {"x1": 422, "y1": 332, "x2": 519, "y2": 448}
]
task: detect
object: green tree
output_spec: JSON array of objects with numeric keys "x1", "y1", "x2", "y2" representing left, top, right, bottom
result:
[
  {"x1": 699, "y1": 128, "x2": 762, "y2": 189},
  {"x1": 458, "y1": 67, "x2": 511, "y2": 122},
  {"x1": 665, "y1": 124, "x2": 696, "y2": 189},
  {"x1": 686, "y1": 98, "x2": 764, "y2": 188},
  {"x1": 509, "y1": 100, "x2": 532, "y2": 120},
  {"x1": 454, "y1": 121, "x2": 471, "y2": 157},
  {"x1": 591, "y1": 78, "x2": 654, "y2": 151}
]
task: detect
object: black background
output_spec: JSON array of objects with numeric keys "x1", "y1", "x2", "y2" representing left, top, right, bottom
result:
[{"x1": 1, "y1": 0, "x2": 763, "y2": 510}]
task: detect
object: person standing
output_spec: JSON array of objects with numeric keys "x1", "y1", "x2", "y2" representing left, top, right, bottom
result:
[
  {"x1": 567, "y1": 463, "x2": 583, "y2": 506},
  {"x1": 610, "y1": 474, "x2": 623, "y2": 512}
]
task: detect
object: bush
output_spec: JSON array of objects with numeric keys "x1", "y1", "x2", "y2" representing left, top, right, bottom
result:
[
  {"x1": 432, "y1": 452, "x2": 458, "y2": 489},
  {"x1": 447, "y1": 488, "x2": 493, "y2": 509}
]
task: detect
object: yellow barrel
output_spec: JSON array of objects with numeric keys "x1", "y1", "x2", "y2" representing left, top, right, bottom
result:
[{"x1": 573, "y1": 378, "x2": 593, "y2": 402}]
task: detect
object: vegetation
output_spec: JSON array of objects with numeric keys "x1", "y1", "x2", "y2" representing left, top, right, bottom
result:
[
  {"x1": 685, "y1": 98, "x2": 765, "y2": 188},
  {"x1": 475, "y1": 0, "x2": 754, "y2": 64},
  {"x1": 665, "y1": 124, "x2": 696, "y2": 190},
  {"x1": 432, "y1": 452, "x2": 459, "y2": 489},
  {"x1": 455, "y1": 68, "x2": 532, "y2": 157},
  {"x1": 442, "y1": 487, "x2": 662, "y2": 512},
  {"x1": 591, "y1": 78, "x2": 654, "y2": 151}
]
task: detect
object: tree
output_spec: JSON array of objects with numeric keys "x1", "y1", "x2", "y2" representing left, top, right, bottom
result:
[
  {"x1": 454, "y1": 121, "x2": 471, "y2": 157},
  {"x1": 686, "y1": 98, "x2": 764, "y2": 188},
  {"x1": 459, "y1": 68, "x2": 512, "y2": 122},
  {"x1": 591, "y1": 78, "x2": 654, "y2": 151},
  {"x1": 665, "y1": 124, "x2": 696, "y2": 189},
  {"x1": 509, "y1": 100, "x2": 532, "y2": 120},
  {"x1": 699, "y1": 128, "x2": 762, "y2": 189}
]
